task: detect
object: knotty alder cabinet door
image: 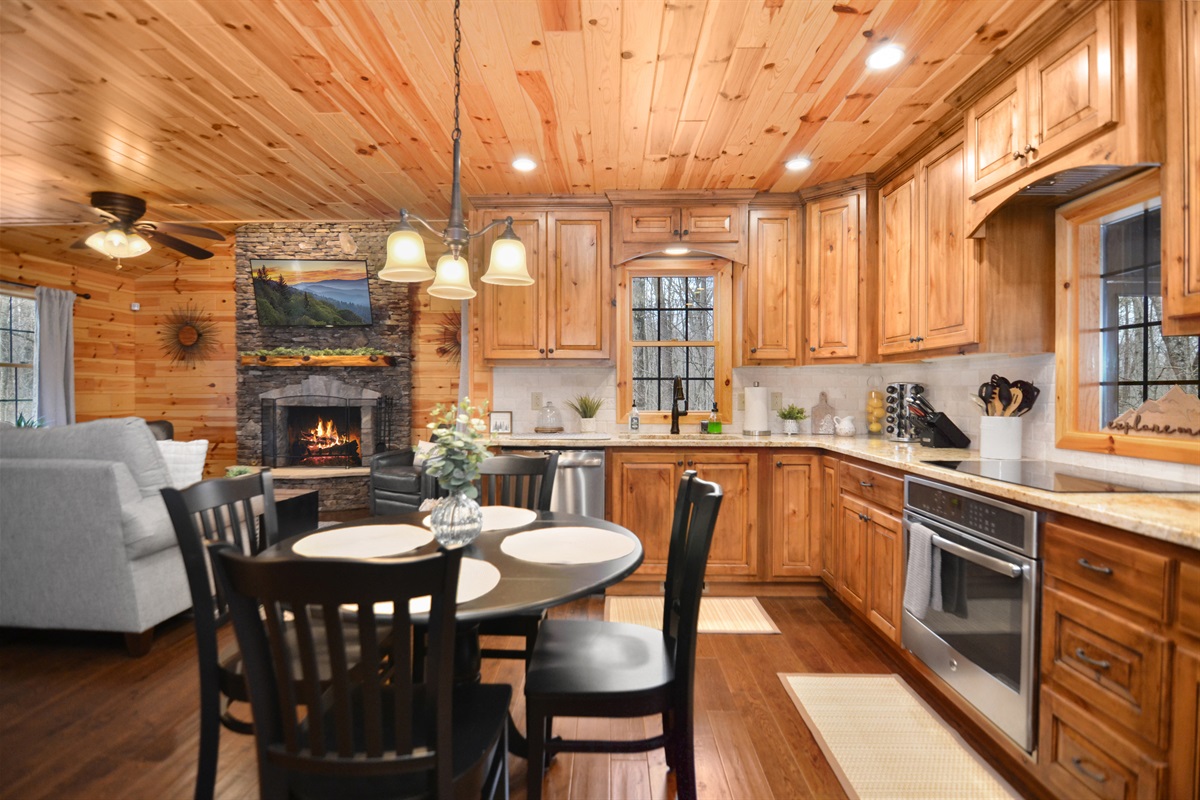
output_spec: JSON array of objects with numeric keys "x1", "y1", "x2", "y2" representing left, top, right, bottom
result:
[
  {"x1": 965, "y1": 3, "x2": 1116, "y2": 199},
  {"x1": 865, "y1": 506, "x2": 902, "y2": 644},
  {"x1": 767, "y1": 454, "x2": 820, "y2": 578},
  {"x1": 837, "y1": 494, "x2": 869, "y2": 612},
  {"x1": 819, "y1": 457, "x2": 840, "y2": 588},
  {"x1": 478, "y1": 209, "x2": 611, "y2": 361},
  {"x1": 608, "y1": 450, "x2": 757, "y2": 579},
  {"x1": 1163, "y1": 0, "x2": 1200, "y2": 335},
  {"x1": 741, "y1": 207, "x2": 800, "y2": 363},
  {"x1": 805, "y1": 192, "x2": 861, "y2": 361}
]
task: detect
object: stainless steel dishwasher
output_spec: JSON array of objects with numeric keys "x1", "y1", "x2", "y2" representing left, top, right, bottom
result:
[{"x1": 502, "y1": 447, "x2": 605, "y2": 520}]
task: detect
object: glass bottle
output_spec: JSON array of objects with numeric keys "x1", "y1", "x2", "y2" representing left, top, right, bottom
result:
[
  {"x1": 707, "y1": 403, "x2": 722, "y2": 434},
  {"x1": 629, "y1": 403, "x2": 640, "y2": 431}
]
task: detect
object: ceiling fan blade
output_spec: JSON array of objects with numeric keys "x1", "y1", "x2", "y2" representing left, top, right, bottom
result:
[
  {"x1": 142, "y1": 229, "x2": 215, "y2": 260},
  {"x1": 142, "y1": 221, "x2": 225, "y2": 241}
]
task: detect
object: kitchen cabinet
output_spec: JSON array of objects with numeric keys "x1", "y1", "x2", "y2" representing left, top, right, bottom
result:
[
  {"x1": 475, "y1": 208, "x2": 611, "y2": 361},
  {"x1": 805, "y1": 185, "x2": 875, "y2": 363},
  {"x1": 837, "y1": 494, "x2": 868, "y2": 612},
  {"x1": 965, "y1": 3, "x2": 1116, "y2": 200},
  {"x1": 1171, "y1": 646, "x2": 1200, "y2": 800},
  {"x1": 834, "y1": 460, "x2": 904, "y2": 643},
  {"x1": 865, "y1": 506, "x2": 902, "y2": 644},
  {"x1": 608, "y1": 449, "x2": 757, "y2": 579},
  {"x1": 878, "y1": 134, "x2": 979, "y2": 357},
  {"x1": 1163, "y1": 0, "x2": 1200, "y2": 335},
  {"x1": 740, "y1": 207, "x2": 800, "y2": 364},
  {"x1": 609, "y1": 191, "x2": 753, "y2": 264},
  {"x1": 767, "y1": 453, "x2": 820, "y2": 578},
  {"x1": 819, "y1": 457, "x2": 839, "y2": 588}
]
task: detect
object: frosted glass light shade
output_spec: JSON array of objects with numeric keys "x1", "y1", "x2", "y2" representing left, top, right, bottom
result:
[
  {"x1": 428, "y1": 254, "x2": 476, "y2": 299},
  {"x1": 481, "y1": 237, "x2": 532, "y2": 285},
  {"x1": 379, "y1": 228, "x2": 434, "y2": 282},
  {"x1": 85, "y1": 228, "x2": 151, "y2": 258}
]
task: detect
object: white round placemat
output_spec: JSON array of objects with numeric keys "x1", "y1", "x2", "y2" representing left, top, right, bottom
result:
[
  {"x1": 421, "y1": 505, "x2": 538, "y2": 532},
  {"x1": 500, "y1": 527, "x2": 636, "y2": 565},
  {"x1": 292, "y1": 524, "x2": 434, "y2": 558},
  {"x1": 360, "y1": 558, "x2": 501, "y2": 615}
]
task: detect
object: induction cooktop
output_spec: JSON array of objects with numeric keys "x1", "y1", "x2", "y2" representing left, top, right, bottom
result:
[{"x1": 926, "y1": 460, "x2": 1200, "y2": 493}]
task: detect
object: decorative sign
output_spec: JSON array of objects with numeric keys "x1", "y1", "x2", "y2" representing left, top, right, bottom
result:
[{"x1": 1104, "y1": 386, "x2": 1200, "y2": 438}]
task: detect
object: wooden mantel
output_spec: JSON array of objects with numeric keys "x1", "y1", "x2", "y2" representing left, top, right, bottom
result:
[{"x1": 238, "y1": 355, "x2": 399, "y2": 367}]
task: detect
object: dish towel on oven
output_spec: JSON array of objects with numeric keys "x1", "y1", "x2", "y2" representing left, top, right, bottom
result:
[{"x1": 903, "y1": 521, "x2": 941, "y2": 618}]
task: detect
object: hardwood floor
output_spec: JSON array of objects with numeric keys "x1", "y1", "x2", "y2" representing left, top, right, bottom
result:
[{"x1": 0, "y1": 595, "x2": 908, "y2": 799}]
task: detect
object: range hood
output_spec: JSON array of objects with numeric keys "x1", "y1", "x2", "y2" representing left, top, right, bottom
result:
[{"x1": 1015, "y1": 164, "x2": 1149, "y2": 198}]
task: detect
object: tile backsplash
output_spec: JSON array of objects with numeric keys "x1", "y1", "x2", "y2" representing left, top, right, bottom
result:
[{"x1": 491, "y1": 354, "x2": 1200, "y2": 487}]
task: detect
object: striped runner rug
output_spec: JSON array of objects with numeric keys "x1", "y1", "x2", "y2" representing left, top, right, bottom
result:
[
  {"x1": 780, "y1": 674, "x2": 1019, "y2": 800},
  {"x1": 604, "y1": 596, "x2": 780, "y2": 634}
]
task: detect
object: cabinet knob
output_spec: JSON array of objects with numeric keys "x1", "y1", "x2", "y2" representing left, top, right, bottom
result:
[
  {"x1": 915, "y1": 336, "x2": 924, "y2": 342},
  {"x1": 676, "y1": 460, "x2": 684, "y2": 467},
  {"x1": 538, "y1": 348, "x2": 545, "y2": 354},
  {"x1": 1023, "y1": 143, "x2": 1037, "y2": 155},
  {"x1": 809, "y1": 346, "x2": 816, "y2": 352},
  {"x1": 908, "y1": 337, "x2": 915, "y2": 343},
  {"x1": 687, "y1": 460, "x2": 694, "y2": 466},
  {"x1": 1012, "y1": 150, "x2": 1025, "y2": 161},
  {"x1": 776, "y1": 461, "x2": 783, "y2": 468},
  {"x1": 548, "y1": 348, "x2": 554, "y2": 354},
  {"x1": 750, "y1": 347, "x2": 757, "y2": 354}
]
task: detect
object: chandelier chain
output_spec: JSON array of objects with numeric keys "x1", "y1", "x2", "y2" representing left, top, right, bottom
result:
[{"x1": 452, "y1": 0, "x2": 462, "y2": 142}]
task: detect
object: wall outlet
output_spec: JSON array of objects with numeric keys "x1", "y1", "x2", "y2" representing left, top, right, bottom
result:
[
  {"x1": 735, "y1": 392, "x2": 745, "y2": 411},
  {"x1": 771, "y1": 392, "x2": 782, "y2": 411},
  {"x1": 531, "y1": 391, "x2": 543, "y2": 410}
]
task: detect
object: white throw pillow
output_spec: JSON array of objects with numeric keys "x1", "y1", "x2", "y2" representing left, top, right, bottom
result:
[
  {"x1": 156, "y1": 439, "x2": 209, "y2": 488},
  {"x1": 413, "y1": 440, "x2": 437, "y2": 466}
]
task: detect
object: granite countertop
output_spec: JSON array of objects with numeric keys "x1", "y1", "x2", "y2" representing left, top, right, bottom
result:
[{"x1": 494, "y1": 432, "x2": 1200, "y2": 550}]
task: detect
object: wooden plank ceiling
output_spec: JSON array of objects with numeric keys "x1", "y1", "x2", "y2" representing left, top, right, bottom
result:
[{"x1": 0, "y1": 0, "x2": 1052, "y2": 275}]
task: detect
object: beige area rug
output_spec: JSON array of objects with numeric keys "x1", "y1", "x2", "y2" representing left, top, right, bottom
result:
[
  {"x1": 603, "y1": 596, "x2": 780, "y2": 634},
  {"x1": 780, "y1": 674, "x2": 1019, "y2": 800}
]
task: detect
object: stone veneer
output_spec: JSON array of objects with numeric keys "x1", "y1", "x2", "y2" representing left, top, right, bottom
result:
[{"x1": 235, "y1": 222, "x2": 414, "y2": 510}]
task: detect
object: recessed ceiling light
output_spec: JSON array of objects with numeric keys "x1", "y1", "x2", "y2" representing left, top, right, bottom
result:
[
  {"x1": 512, "y1": 157, "x2": 537, "y2": 172},
  {"x1": 785, "y1": 157, "x2": 812, "y2": 171},
  {"x1": 866, "y1": 44, "x2": 905, "y2": 70}
]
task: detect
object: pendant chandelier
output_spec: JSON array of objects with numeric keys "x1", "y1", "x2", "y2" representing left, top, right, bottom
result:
[{"x1": 378, "y1": 0, "x2": 531, "y2": 300}]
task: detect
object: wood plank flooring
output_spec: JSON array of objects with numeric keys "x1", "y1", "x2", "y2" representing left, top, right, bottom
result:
[{"x1": 0, "y1": 595, "x2": 909, "y2": 799}]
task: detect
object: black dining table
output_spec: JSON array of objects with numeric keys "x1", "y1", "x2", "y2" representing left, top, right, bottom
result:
[{"x1": 260, "y1": 509, "x2": 645, "y2": 757}]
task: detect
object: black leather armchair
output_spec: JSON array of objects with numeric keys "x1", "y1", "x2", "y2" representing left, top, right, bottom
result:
[{"x1": 367, "y1": 449, "x2": 425, "y2": 515}]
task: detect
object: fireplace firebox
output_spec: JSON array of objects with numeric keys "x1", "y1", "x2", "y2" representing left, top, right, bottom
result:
[{"x1": 259, "y1": 376, "x2": 384, "y2": 469}]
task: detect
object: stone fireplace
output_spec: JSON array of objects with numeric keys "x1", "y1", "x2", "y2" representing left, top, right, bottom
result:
[{"x1": 260, "y1": 376, "x2": 380, "y2": 468}]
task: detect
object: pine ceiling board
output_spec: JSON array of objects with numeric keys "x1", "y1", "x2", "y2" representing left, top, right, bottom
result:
[
  {"x1": 688, "y1": 45, "x2": 767, "y2": 190},
  {"x1": 515, "y1": 69, "x2": 571, "y2": 194},
  {"x1": 661, "y1": 119, "x2": 705, "y2": 191},
  {"x1": 956, "y1": 0, "x2": 1048, "y2": 58},
  {"x1": 732, "y1": 91, "x2": 817, "y2": 192},
  {"x1": 678, "y1": 0, "x2": 750, "y2": 124},
  {"x1": 829, "y1": 0, "x2": 922, "y2": 123},
  {"x1": 581, "y1": 0, "x2": 621, "y2": 193},
  {"x1": 792, "y1": 0, "x2": 882, "y2": 95},
  {"x1": 539, "y1": 0, "x2": 582, "y2": 33},
  {"x1": 645, "y1": 0, "x2": 708, "y2": 160},
  {"x1": 615, "y1": 0, "x2": 663, "y2": 190},
  {"x1": 544, "y1": 30, "x2": 596, "y2": 192}
]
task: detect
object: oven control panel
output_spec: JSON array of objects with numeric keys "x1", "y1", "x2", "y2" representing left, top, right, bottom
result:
[{"x1": 905, "y1": 476, "x2": 1038, "y2": 556}]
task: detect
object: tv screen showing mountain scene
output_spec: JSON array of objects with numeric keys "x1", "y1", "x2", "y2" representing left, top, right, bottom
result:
[{"x1": 251, "y1": 259, "x2": 374, "y2": 327}]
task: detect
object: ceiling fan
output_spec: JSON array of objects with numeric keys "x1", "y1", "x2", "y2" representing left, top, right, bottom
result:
[{"x1": 69, "y1": 191, "x2": 225, "y2": 262}]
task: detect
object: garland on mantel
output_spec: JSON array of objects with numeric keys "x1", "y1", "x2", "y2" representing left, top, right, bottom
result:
[{"x1": 240, "y1": 346, "x2": 389, "y2": 357}]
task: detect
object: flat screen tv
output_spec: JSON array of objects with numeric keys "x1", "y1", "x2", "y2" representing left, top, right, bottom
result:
[{"x1": 251, "y1": 259, "x2": 373, "y2": 327}]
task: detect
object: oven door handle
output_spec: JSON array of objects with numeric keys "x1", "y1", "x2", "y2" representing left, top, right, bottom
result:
[{"x1": 931, "y1": 534, "x2": 1023, "y2": 578}]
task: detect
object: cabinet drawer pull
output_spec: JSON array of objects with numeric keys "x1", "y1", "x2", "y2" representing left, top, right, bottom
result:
[
  {"x1": 859, "y1": 480, "x2": 873, "y2": 488},
  {"x1": 1077, "y1": 558, "x2": 1113, "y2": 575},
  {"x1": 1070, "y1": 757, "x2": 1108, "y2": 784},
  {"x1": 1073, "y1": 648, "x2": 1111, "y2": 671}
]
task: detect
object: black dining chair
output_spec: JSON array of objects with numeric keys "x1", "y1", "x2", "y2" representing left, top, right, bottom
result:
[
  {"x1": 475, "y1": 452, "x2": 559, "y2": 664},
  {"x1": 523, "y1": 471, "x2": 722, "y2": 800},
  {"x1": 207, "y1": 542, "x2": 511, "y2": 800},
  {"x1": 162, "y1": 471, "x2": 282, "y2": 800}
]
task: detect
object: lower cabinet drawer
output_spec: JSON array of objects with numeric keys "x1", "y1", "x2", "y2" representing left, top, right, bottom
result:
[
  {"x1": 839, "y1": 461, "x2": 903, "y2": 511},
  {"x1": 1038, "y1": 687, "x2": 1167, "y2": 800},
  {"x1": 1042, "y1": 587, "x2": 1170, "y2": 748}
]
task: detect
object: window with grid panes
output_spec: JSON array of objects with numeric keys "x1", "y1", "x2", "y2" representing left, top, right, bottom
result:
[
  {"x1": 0, "y1": 290, "x2": 37, "y2": 425},
  {"x1": 631, "y1": 274, "x2": 716, "y2": 412}
]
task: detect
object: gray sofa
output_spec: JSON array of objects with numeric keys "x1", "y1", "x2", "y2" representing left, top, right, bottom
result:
[{"x1": 0, "y1": 417, "x2": 191, "y2": 654}]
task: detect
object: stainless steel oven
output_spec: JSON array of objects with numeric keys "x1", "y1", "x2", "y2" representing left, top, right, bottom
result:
[{"x1": 901, "y1": 476, "x2": 1040, "y2": 753}]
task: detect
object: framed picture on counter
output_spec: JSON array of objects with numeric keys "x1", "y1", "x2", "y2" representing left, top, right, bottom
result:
[{"x1": 489, "y1": 411, "x2": 512, "y2": 435}]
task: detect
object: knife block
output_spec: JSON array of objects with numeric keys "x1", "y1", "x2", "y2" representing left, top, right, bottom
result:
[{"x1": 917, "y1": 412, "x2": 971, "y2": 449}]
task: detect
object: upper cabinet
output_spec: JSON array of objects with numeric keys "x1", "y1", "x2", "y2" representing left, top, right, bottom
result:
[
  {"x1": 474, "y1": 207, "x2": 611, "y2": 362},
  {"x1": 879, "y1": 134, "x2": 979, "y2": 357},
  {"x1": 740, "y1": 206, "x2": 800, "y2": 364},
  {"x1": 608, "y1": 191, "x2": 754, "y2": 264},
  {"x1": 966, "y1": 4, "x2": 1115, "y2": 199},
  {"x1": 960, "y1": 1, "x2": 1164, "y2": 234},
  {"x1": 804, "y1": 182, "x2": 876, "y2": 363},
  {"x1": 1163, "y1": 0, "x2": 1200, "y2": 335}
]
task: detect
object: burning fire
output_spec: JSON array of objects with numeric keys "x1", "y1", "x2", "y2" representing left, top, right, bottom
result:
[{"x1": 300, "y1": 417, "x2": 358, "y2": 451}]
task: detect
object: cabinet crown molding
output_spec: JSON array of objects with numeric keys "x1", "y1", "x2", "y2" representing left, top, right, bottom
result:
[{"x1": 605, "y1": 189, "x2": 757, "y2": 205}]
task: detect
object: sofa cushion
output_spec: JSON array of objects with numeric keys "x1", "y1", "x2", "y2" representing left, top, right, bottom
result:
[
  {"x1": 156, "y1": 439, "x2": 209, "y2": 488},
  {"x1": 0, "y1": 417, "x2": 172, "y2": 498}
]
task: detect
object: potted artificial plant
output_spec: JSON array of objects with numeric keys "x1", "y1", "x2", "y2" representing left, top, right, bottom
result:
[
  {"x1": 778, "y1": 404, "x2": 808, "y2": 435},
  {"x1": 565, "y1": 393, "x2": 605, "y2": 434}
]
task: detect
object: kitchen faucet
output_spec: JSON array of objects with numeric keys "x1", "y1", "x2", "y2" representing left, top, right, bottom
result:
[{"x1": 670, "y1": 375, "x2": 688, "y2": 434}]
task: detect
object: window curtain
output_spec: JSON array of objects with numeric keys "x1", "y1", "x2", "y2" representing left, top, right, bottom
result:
[{"x1": 34, "y1": 286, "x2": 75, "y2": 427}]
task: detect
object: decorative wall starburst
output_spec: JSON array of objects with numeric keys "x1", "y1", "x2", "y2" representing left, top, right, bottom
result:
[{"x1": 160, "y1": 302, "x2": 217, "y2": 364}]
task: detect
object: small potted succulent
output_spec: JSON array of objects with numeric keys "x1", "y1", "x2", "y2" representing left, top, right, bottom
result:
[
  {"x1": 565, "y1": 393, "x2": 605, "y2": 434},
  {"x1": 778, "y1": 404, "x2": 808, "y2": 436}
]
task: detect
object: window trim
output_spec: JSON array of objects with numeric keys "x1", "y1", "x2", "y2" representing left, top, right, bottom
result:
[
  {"x1": 615, "y1": 258, "x2": 733, "y2": 427},
  {"x1": 1055, "y1": 169, "x2": 1199, "y2": 465},
  {"x1": 0, "y1": 285, "x2": 38, "y2": 426}
]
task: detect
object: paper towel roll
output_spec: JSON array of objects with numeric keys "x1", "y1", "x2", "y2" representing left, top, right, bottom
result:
[{"x1": 744, "y1": 386, "x2": 770, "y2": 435}]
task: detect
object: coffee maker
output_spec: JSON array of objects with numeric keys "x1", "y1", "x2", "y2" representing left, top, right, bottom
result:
[{"x1": 885, "y1": 382, "x2": 924, "y2": 442}]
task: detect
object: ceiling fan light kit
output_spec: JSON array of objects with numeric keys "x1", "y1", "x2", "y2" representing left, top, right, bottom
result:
[
  {"x1": 84, "y1": 228, "x2": 151, "y2": 259},
  {"x1": 69, "y1": 190, "x2": 225, "y2": 262},
  {"x1": 377, "y1": 0, "x2": 531, "y2": 300}
]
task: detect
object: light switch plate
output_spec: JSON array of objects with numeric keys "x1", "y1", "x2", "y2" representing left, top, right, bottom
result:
[
  {"x1": 531, "y1": 392, "x2": 543, "y2": 410},
  {"x1": 771, "y1": 392, "x2": 782, "y2": 411},
  {"x1": 735, "y1": 393, "x2": 745, "y2": 410}
]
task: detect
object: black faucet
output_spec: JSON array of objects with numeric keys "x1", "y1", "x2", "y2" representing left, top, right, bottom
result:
[{"x1": 670, "y1": 375, "x2": 688, "y2": 434}]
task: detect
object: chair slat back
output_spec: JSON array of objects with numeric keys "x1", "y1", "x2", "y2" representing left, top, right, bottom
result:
[
  {"x1": 660, "y1": 470, "x2": 697, "y2": 638},
  {"x1": 477, "y1": 452, "x2": 558, "y2": 510},
  {"x1": 209, "y1": 543, "x2": 462, "y2": 796}
]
